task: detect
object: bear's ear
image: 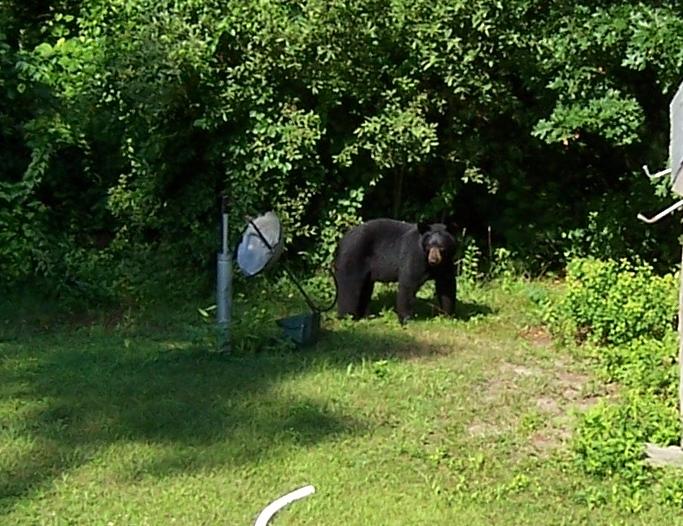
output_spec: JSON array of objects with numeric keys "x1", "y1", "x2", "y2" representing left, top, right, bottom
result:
[
  {"x1": 446, "y1": 222, "x2": 459, "y2": 236},
  {"x1": 417, "y1": 222, "x2": 431, "y2": 234}
]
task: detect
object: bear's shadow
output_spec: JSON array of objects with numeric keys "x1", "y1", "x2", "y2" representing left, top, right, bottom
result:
[{"x1": 368, "y1": 287, "x2": 494, "y2": 322}]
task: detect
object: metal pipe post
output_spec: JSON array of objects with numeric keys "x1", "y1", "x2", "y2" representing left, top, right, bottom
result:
[{"x1": 216, "y1": 197, "x2": 232, "y2": 351}]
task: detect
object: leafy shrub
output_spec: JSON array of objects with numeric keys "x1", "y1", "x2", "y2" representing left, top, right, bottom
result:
[
  {"x1": 0, "y1": 185, "x2": 51, "y2": 285},
  {"x1": 587, "y1": 335, "x2": 678, "y2": 398},
  {"x1": 4, "y1": 0, "x2": 683, "y2": 297},
  {"x1": 457, "y1": 238, "x2": 482, "y2": 287},
  {"x1": 573, "y1": 334, "x2": 680, "y2": 486},
  {"x1": 548, "y1": 256, "x2": 683, "y2": 505},
  {"x1": 546, "y1": 258, "x2": 677, "y2": 346},
  {"x1": 574, "y1": 393, "x2": 679, "y2": 480},
  {"x1": 658, "y1": 471, "x2": 683, "y2": 507},
  {"x1": 560, "y1": 199, "x2": 677, "y2": 267}
]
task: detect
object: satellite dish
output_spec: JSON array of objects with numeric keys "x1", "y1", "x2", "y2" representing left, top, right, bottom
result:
[
  {"x1": 215, "y1": 207, "x2": 337, "y2": 347},
  {"x1": 638, "y1": 79, "x2": 683, "y2": 223},
  {"x1": 671, "y1": 81, "x2": 683, "y2": 195},
  {"x1": 236, "y1": 211, "x2": 284, "y2": 277}
]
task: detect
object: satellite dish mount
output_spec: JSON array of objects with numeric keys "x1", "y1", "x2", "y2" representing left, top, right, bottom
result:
[{"x1": 216, "y1": 203, "x2": 336, "y2": 349}]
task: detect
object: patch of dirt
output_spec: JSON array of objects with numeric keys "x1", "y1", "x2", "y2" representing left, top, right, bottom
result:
[
  {"x1": 499, "y1": 355, "x2": 597, "y2": 455},
  {"x1": 535, "y1": 396, "x2": 561, "y2": 415},
  {"x1": 467, "y1": 422, "x2": 502, "y2": 438},
  {"x1": 530, "y1": 427, "x2": 571, "y2": 456},
  {"x1": 574, "y1": 395, "x2": 602, "y2": 412},
  {"x1": 524, "y1": 360, "x2": 606, "y2": 456},
  {"x1": 471, "y1": 337, "x2": 610, "y2": 457},
  {"x1": 556, "y1": 370, "x2": 589, "y2": 389},
  {"x1": 499, "y1": 362, "x2": 541, "y2": 377},
  {"x1": 519, "y1": 326, "x2": 553, "y2": 347},
  {"x1": 479, "y1": 362, "x2": 543, "y2": 405},
  {"x1": 553, "y1": 369, "x2": 600, "y2": 409},
  {"x1": 530, "y1": 431, "x2": 556, "y2": 452}
]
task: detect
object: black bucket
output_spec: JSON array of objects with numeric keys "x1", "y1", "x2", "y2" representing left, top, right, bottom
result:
[{"x1": 276, "y1": 311, "x2": 320, "y2": 346}]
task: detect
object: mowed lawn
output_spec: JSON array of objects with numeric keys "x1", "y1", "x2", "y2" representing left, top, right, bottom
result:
[{"x1": 1, "y1": 282, "x2": 682, "y2": 525}]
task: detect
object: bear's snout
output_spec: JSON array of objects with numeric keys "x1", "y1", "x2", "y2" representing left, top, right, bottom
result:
[{"x1": 427, "y1": 247, "x2": 442, "y2": 265}]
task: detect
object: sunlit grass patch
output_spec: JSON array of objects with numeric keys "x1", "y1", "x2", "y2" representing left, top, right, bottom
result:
[{"x1": 1, "y1": 279, "x2": 682, "y2": 524}]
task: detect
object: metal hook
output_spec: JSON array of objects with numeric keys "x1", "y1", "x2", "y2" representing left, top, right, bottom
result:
[
  {"x1": 643, "y1": 164, "x2": 672, "y2": 180},
  {"x1": 637, "y1": 199, "x2": 683, "y2": 224}
]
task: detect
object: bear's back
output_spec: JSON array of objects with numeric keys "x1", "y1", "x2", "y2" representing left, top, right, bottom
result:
[
  {"x1": 336, "y1": 219, "x2": 416, "y2": 272},
  {"x1": 342, "y1": 218, "x2": 413, "y2": 250},
  {"x1": 360, "y1": 218, "x2": 414, "y2": 240}
]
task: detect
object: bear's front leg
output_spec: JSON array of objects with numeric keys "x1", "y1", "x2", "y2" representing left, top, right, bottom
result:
[
  {"x1": 436, "y1": 273, "x2": 456, "y2": 316},
  {"x1": 396, "y1": 282, "x2": 418, "y2": 324}
]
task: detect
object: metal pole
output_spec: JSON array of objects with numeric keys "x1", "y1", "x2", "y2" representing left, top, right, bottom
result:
[{"x1": 216, "y1": 196, "x2": 232, "y2": 351}]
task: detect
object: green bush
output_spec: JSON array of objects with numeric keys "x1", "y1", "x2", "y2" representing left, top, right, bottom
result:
[
  {"x1": 574, "y1": 393, "x2": 679, "y2": 481},
  {"x1": 548, "y1": 256, "x2": 683, "y2": 504},
  {"x1": 5, "y1": 0, "x2": 683, "y2": 297},
  {"x1": 457, "y1": 237, "x2": 483, "y2": 287},
  {"x1": 0, "y1": 185, "x2": 51, "y2": 284},
  {"x1": 547, "y1": 258, "x2": 677, "y2": 346},
  {"x1": 588, "y1": 335, "x2": 678, "y2": 398}
]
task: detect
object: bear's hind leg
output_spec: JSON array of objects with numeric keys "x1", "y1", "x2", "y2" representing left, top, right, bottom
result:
[
  {"x1": 435, "y1": 273, "x2": 456, "y2": 316},
  {"x1": 336, "y1": 272, "x2": 366, "y2": 319},
  {"x1": 357, "y1": 277, "x2": 375, "y2": 318},
  {"x1": 396, "y1": 282, "x2": 418, "y2": 324}
]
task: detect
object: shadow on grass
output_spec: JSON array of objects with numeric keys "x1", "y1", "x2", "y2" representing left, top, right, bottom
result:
[
  {"x1": 0, "y1": 320, "x2": 445, "y2": 514},
  {"x1": 369, "y1": 287, "x2": 495, "y2": 321}
]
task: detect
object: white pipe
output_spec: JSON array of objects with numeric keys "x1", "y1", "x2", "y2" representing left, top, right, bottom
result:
[
  {"x1": 642, "y1": 164, "x2": 672, "y2": 179},
  {"x1": 637, "y1": 199, "x2": 683, "y2": 224},
  {"x1": 254, "y1": 485, "x2": 315, "y2": 526}
]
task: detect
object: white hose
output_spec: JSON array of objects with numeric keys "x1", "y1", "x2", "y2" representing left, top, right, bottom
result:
[{"x1": 254, "y1": 485, "x2": 315, "y2": 526}]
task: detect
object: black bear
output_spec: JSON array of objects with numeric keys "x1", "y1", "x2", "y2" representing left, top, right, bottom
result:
[{"x1": 334, "y1": 219, "x2": 458, "y2": 323}]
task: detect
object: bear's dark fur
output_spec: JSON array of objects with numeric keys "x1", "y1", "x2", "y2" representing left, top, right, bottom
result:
[{"x1": 334, "y1": 219, "x2": 458, "y2": 323}]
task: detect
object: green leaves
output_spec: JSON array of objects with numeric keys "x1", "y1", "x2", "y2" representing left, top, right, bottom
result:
[
  {"x1": 534, "y1": 90, "x2": 644, "y2": 146},
  {"x1": 535, "y1": 3, "x2": 683, "y2": 146},
  {"x1": 549, "y1": 258, "x2": 677, "y2": 346},
  {"x1": 336, "y1": 94, "x2": 438, "y2": 169},
  {"x1": 548, "y1": 256, "x2": 683, "y2": 502},
  {"x1": 574, "y1": 393, "x2": 679, "y2": 479},
  {"x1": 3, "y1": 0, "x2": 683, "y2": 295}
]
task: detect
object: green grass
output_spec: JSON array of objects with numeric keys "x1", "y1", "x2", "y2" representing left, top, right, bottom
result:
[{"x1": 1, "y1": 280, "x2": 683, "y2": 525}]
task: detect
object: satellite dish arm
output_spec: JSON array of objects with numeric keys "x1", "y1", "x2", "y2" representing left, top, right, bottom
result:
[
  {"x1": 637, "y1": 199, "x2": 683, "y2": 224},
  {"x1": 643, "y1": 165, "x2": 672, "y2": 180},
  {"x1": 247, "y1": 218, "x2": 338, "y2": 313}
]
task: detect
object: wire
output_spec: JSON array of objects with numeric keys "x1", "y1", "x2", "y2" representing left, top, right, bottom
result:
[{"x1": 246, "y1": 218, "x2": 338, "y2": 313}]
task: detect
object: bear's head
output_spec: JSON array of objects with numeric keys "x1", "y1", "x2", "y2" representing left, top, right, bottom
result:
[{"x1": 418, "y1": 222, "x2": 458, "y2": 267}]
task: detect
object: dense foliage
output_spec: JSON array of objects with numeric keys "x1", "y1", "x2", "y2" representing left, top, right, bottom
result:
[
  {"x1": 549, "y1": 258, "x2": 678, "y2": 346},
  {"x1": 546, "y1": 258, "x2": 683, "y2": 508},
  {"x1": 2, "y1": 1, "x2": 683, "y2": 299}
]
